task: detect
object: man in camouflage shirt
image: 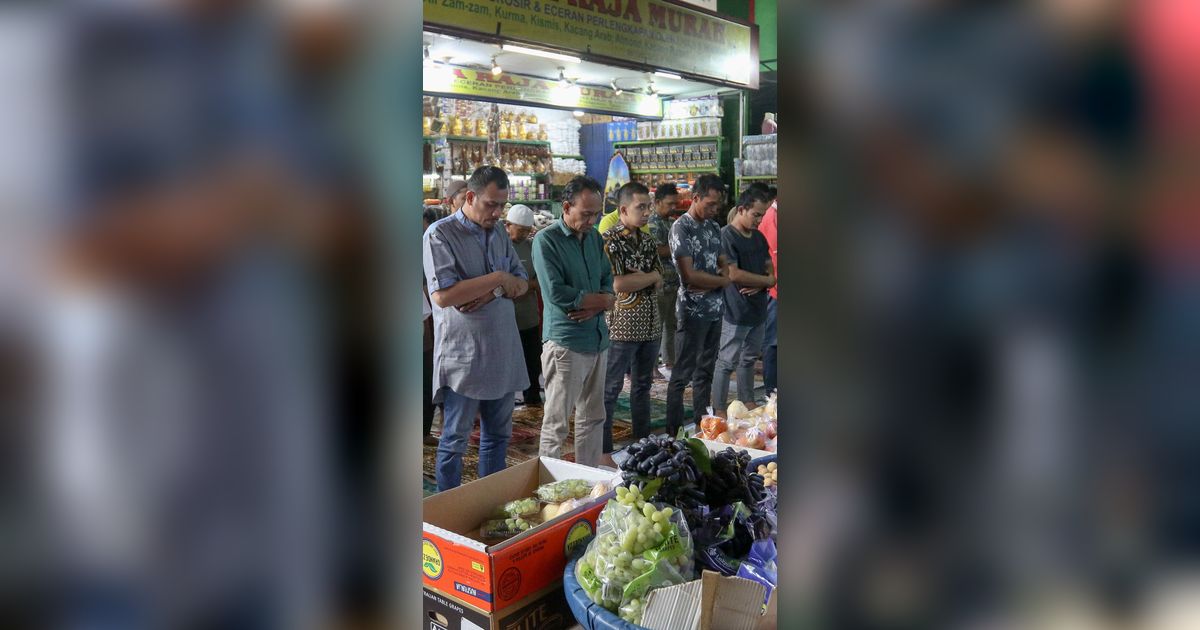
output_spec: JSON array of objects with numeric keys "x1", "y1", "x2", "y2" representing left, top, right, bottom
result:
[{"x1": 665, "y1": 175, "x2": 731, "y2": 435}]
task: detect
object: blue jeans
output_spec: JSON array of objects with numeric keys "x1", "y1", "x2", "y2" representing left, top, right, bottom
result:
[
  {"x1": 603, "y1": 339, "x2": 660, "y2": 452},
  {"x1": 436, "y1": 388, "x2": 513, "y2": 492},
  {"x1": 763, "y1": 297, "x2": 778, "y2": 394},
  {"x1": 713, "y1": 319, "x2": 766, "y2": 411}
]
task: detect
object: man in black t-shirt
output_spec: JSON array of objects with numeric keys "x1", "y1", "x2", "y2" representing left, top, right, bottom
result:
[{"x1": 712, "y1": 186, "x2": 776, "y2": 414}]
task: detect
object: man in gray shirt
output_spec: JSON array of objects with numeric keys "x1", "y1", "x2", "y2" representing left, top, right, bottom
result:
[{"x1": 423, "y1": 166, "x2": 530, "y2": 491}]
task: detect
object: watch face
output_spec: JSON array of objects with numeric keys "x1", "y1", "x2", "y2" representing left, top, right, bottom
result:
[{"x1": 494, "y1": 286, "x2": 505, "y2": 298}]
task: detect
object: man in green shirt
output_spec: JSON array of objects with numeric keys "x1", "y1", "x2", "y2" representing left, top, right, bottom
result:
[
  {"x1": 532, "y1": 176, "x2": 615, "y2": 467},
  {"x1": 506, "y1": 204, "x2": 543, "y2": 406}
]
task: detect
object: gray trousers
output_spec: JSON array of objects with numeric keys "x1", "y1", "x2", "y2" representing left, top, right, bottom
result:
[
  {"x1": 712, "y1": 319, "x2": 766, "y2": 411},
  {"x1": 657, "y1": 289, "x2": 678, "y2": 367}
]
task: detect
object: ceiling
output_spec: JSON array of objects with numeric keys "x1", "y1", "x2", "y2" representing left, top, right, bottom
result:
[{"x1": 423, "y1": 31, "x2": 733, "y2": 100}]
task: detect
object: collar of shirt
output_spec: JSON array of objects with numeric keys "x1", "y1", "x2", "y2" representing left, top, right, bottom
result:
[
  {"x1": 557, "y1": 218, "x2": 583, "y2": 239},
  {"x1": 453, "y1": 208, "x2": 496, "y2": 266}
]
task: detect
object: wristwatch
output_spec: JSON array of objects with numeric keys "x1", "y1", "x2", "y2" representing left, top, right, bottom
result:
[{"x1": 493, "y1": 286, "x2": 505, "y2": 298}]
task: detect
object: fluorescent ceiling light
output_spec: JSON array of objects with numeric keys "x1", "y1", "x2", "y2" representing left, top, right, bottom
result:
[
  {"x1": 573, "y1": 110, "x2": 584, "y2": 117},
  {"x1": 654, "y1": 71, "x2": 682, "y2": 80},
  {"x1": 502, "y1": 44, "x2": 581, "y2": 64}
]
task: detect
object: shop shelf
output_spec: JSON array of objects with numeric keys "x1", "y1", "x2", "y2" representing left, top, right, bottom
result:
[
  {"x1": 629, "y1": 167, "x2": 720, "y2": 175},
  {"x1": 552, "y1": 154, "x2": 585, "y2": 160},
  {"x1": 613, "y1": 136, "x2": 724, "y2": 147},
  {"x1": 737, "y1": 175, "x2": 778, "y2": 180},
  {"x1": 423, "y1": 134, "x2": 487, "y2": 143},
  {"x1": 499, "y1": 139, "x2": 551, "y2": 146}
]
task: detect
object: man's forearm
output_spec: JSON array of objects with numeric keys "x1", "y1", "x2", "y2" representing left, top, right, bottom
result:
[
  {"x1": 684, "y1": 270, "x2": 728, "y2": 291},
  {"x1": 431, "y1": 272, "x2": 502, "y2": 308},
  {"x1": 612, "y1": 271, "x2": 657, "y2": 294},
  {"x1": 579, "y1": 292, "x2": 614, "y2": 310}
]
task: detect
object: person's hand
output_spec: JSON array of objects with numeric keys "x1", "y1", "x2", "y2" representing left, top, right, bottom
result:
[
  {"x1": 457, "y1": 290, "x2": 496, "y2": 313},
  {"x1": 499, "y1": 273, "x2": 525, "y2": 297},
  {"x1": 740, "y1": 286, "x2": 763, "y2": 296},
  {"x1": 766, "y1": 274, "x2": 777, "y2": 288},
  {"x1": 567, "y1": 307, "x2": 603, "y2": 322}
]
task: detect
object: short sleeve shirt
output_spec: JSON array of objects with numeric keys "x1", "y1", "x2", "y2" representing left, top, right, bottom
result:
[
  {"x1": 670, "y1": 212, "x2": 725, "y2": 321},
  {"x1": 423, "y1": 211, "x2": 530, "y2": 401},
  {"x1": 647, "y1": 213, "x2": 679, "y2": 289},
  {"x1": 602, "y1": 224, "x2": 663, "y2": 342},
  {"x1": 512, "y1": 237, "x2": 540, "y2": 331},
  {"x1": 721, "y1": 225, "x2": 771, "y2": 326}
]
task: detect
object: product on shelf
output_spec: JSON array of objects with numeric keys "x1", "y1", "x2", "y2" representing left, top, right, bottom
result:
[{"x1": 739, "y1": 134, "x2": 778, "y2": 177}]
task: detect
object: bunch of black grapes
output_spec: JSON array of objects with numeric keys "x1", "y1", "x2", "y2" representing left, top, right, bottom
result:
[
  {"x1": 619, "y1": 435, "x2": 707, "y2": 521},
  {"x1": 705, "y1": 448, "x2": 767, "y2": 507}
]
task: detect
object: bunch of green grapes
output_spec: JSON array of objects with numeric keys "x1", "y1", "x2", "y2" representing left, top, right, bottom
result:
[
  {"x1": 501, "y1": 497, "x2": 540, "y2": 518},
  {"x1": 577, "y1": 484, "x2": 693, "y2": 623},
  {"x1": 536, "y1": 478, "x2": 593, "y2": 502}
]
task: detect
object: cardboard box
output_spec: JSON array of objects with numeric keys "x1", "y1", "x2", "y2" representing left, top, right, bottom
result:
[
  {"x1": 640, "y1": 571, "x2": 777, "y2": 630},
  {"x1": 422, "y1": 457, "x2": 618, "y2": 613},
  {"x1": 422, "y1": 584, "x2": 575, "y2": 630}
]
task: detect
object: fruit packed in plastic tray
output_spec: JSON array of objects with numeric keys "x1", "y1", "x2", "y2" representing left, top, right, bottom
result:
[{"x1": 697, "y1": 393, "x2": 777, "y2": 451}]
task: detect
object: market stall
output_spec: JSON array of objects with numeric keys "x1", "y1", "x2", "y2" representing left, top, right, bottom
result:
[{"x1": 420, "y1": 3, "x2": 776, "y2": 628}]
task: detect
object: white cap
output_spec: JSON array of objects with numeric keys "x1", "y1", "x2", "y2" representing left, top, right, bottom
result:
[{"x1": 505, "y1": 204, "x2": 536, "y2": 227}]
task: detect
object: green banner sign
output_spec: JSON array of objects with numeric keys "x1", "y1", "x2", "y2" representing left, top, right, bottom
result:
[
  {"x1": 424, "y1": 64, "x2": 663, "y2": 117},
  {"x1": 424, "y1": 0, "x2": 758, "y2": 88}
]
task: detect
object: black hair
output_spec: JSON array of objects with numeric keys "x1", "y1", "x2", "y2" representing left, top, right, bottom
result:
[
  {"x1": 767, "y1": 185, "x2": 778, "y2": 201},
  {"x1": 467, "y1": 166, "x2": 509, "y2": 193},
  {"x1": 422, "y1": 208, "x2": 439, "y2": 226},
  {"x1": 737, "y1": 184, "x2": 772, "y2": 210},
  {"x1": 654, "y1": 183, "x2": 679, "y2": 199},
  {"x1": 692, "y1": 173, "x2": 726, "y2": 202},
  {"x1": 562, "y1": 175, "x2": 603, "y2": 204},
  {"x1": 617, "y1": 181, "x2": 650, "y2": 206}
]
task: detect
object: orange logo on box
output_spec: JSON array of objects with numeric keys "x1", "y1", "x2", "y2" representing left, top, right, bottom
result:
[{"x1": 422, "y1": 539, "x2": 443, "y2": 580}]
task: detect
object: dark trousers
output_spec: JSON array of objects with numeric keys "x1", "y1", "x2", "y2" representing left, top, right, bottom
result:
[
  {"x1": 666, "y1": 309, "x2": 722, "y2": 435},
  {"x1": 602, "y1": 339, "x2": 660, "y2": 452},
  {"x1": 763, "y1": 297, "x2": 778, "y2": 394},
  {"x1": 423, "y1": 348, "x2": 434, "y2": 437},
  {"x1": 519, "y1": 326, "x2": 543, "y2": 405}
]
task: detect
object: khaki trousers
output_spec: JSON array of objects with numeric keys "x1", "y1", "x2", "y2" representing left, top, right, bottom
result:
[{"x1": 539, "y1": 340, "x2": 608, "y2": 467}]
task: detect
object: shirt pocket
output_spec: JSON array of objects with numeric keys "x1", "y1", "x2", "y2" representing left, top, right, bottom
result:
[{"x1": 494, "y1": 253, "x2": 512, "y2": 274}]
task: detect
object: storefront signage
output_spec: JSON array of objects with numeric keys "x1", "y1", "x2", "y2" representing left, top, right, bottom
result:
[
  {"x1": 424, "y1": 0, "x2": 758, "y2": 88},
  {"x1": 423, "y1": 63, "x2": 663, "y2": 117}
]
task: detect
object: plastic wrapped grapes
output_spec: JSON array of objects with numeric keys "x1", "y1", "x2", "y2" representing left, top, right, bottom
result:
[
  {"x1": 536, "y1": 478, "x2": 594, "y2": 503},
  {"x1": 501, "y1": 496, "x2": 541, "y2": 518},
  {"x1": 479, "y1": 516, "x2": 540, "y2": 541},
  {"x1": 574, "y1": 483, "x2": 695, "y2": 625}
]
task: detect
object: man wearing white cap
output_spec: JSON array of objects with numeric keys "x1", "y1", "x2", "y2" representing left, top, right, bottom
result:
[{"x1": 505, "y1": 205, "x2": 543, "y2": 406}]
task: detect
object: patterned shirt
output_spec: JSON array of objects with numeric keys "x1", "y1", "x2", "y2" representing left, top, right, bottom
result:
[
  {"x1": 670, "y1": 212, "x2": 725, "y2": 321},
  {"x1": 647, "y1": 213, "x2": 679, "y2": 290},
  {"x1": 602, "y1": 223, "x2": 664, "y2": 342}
]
